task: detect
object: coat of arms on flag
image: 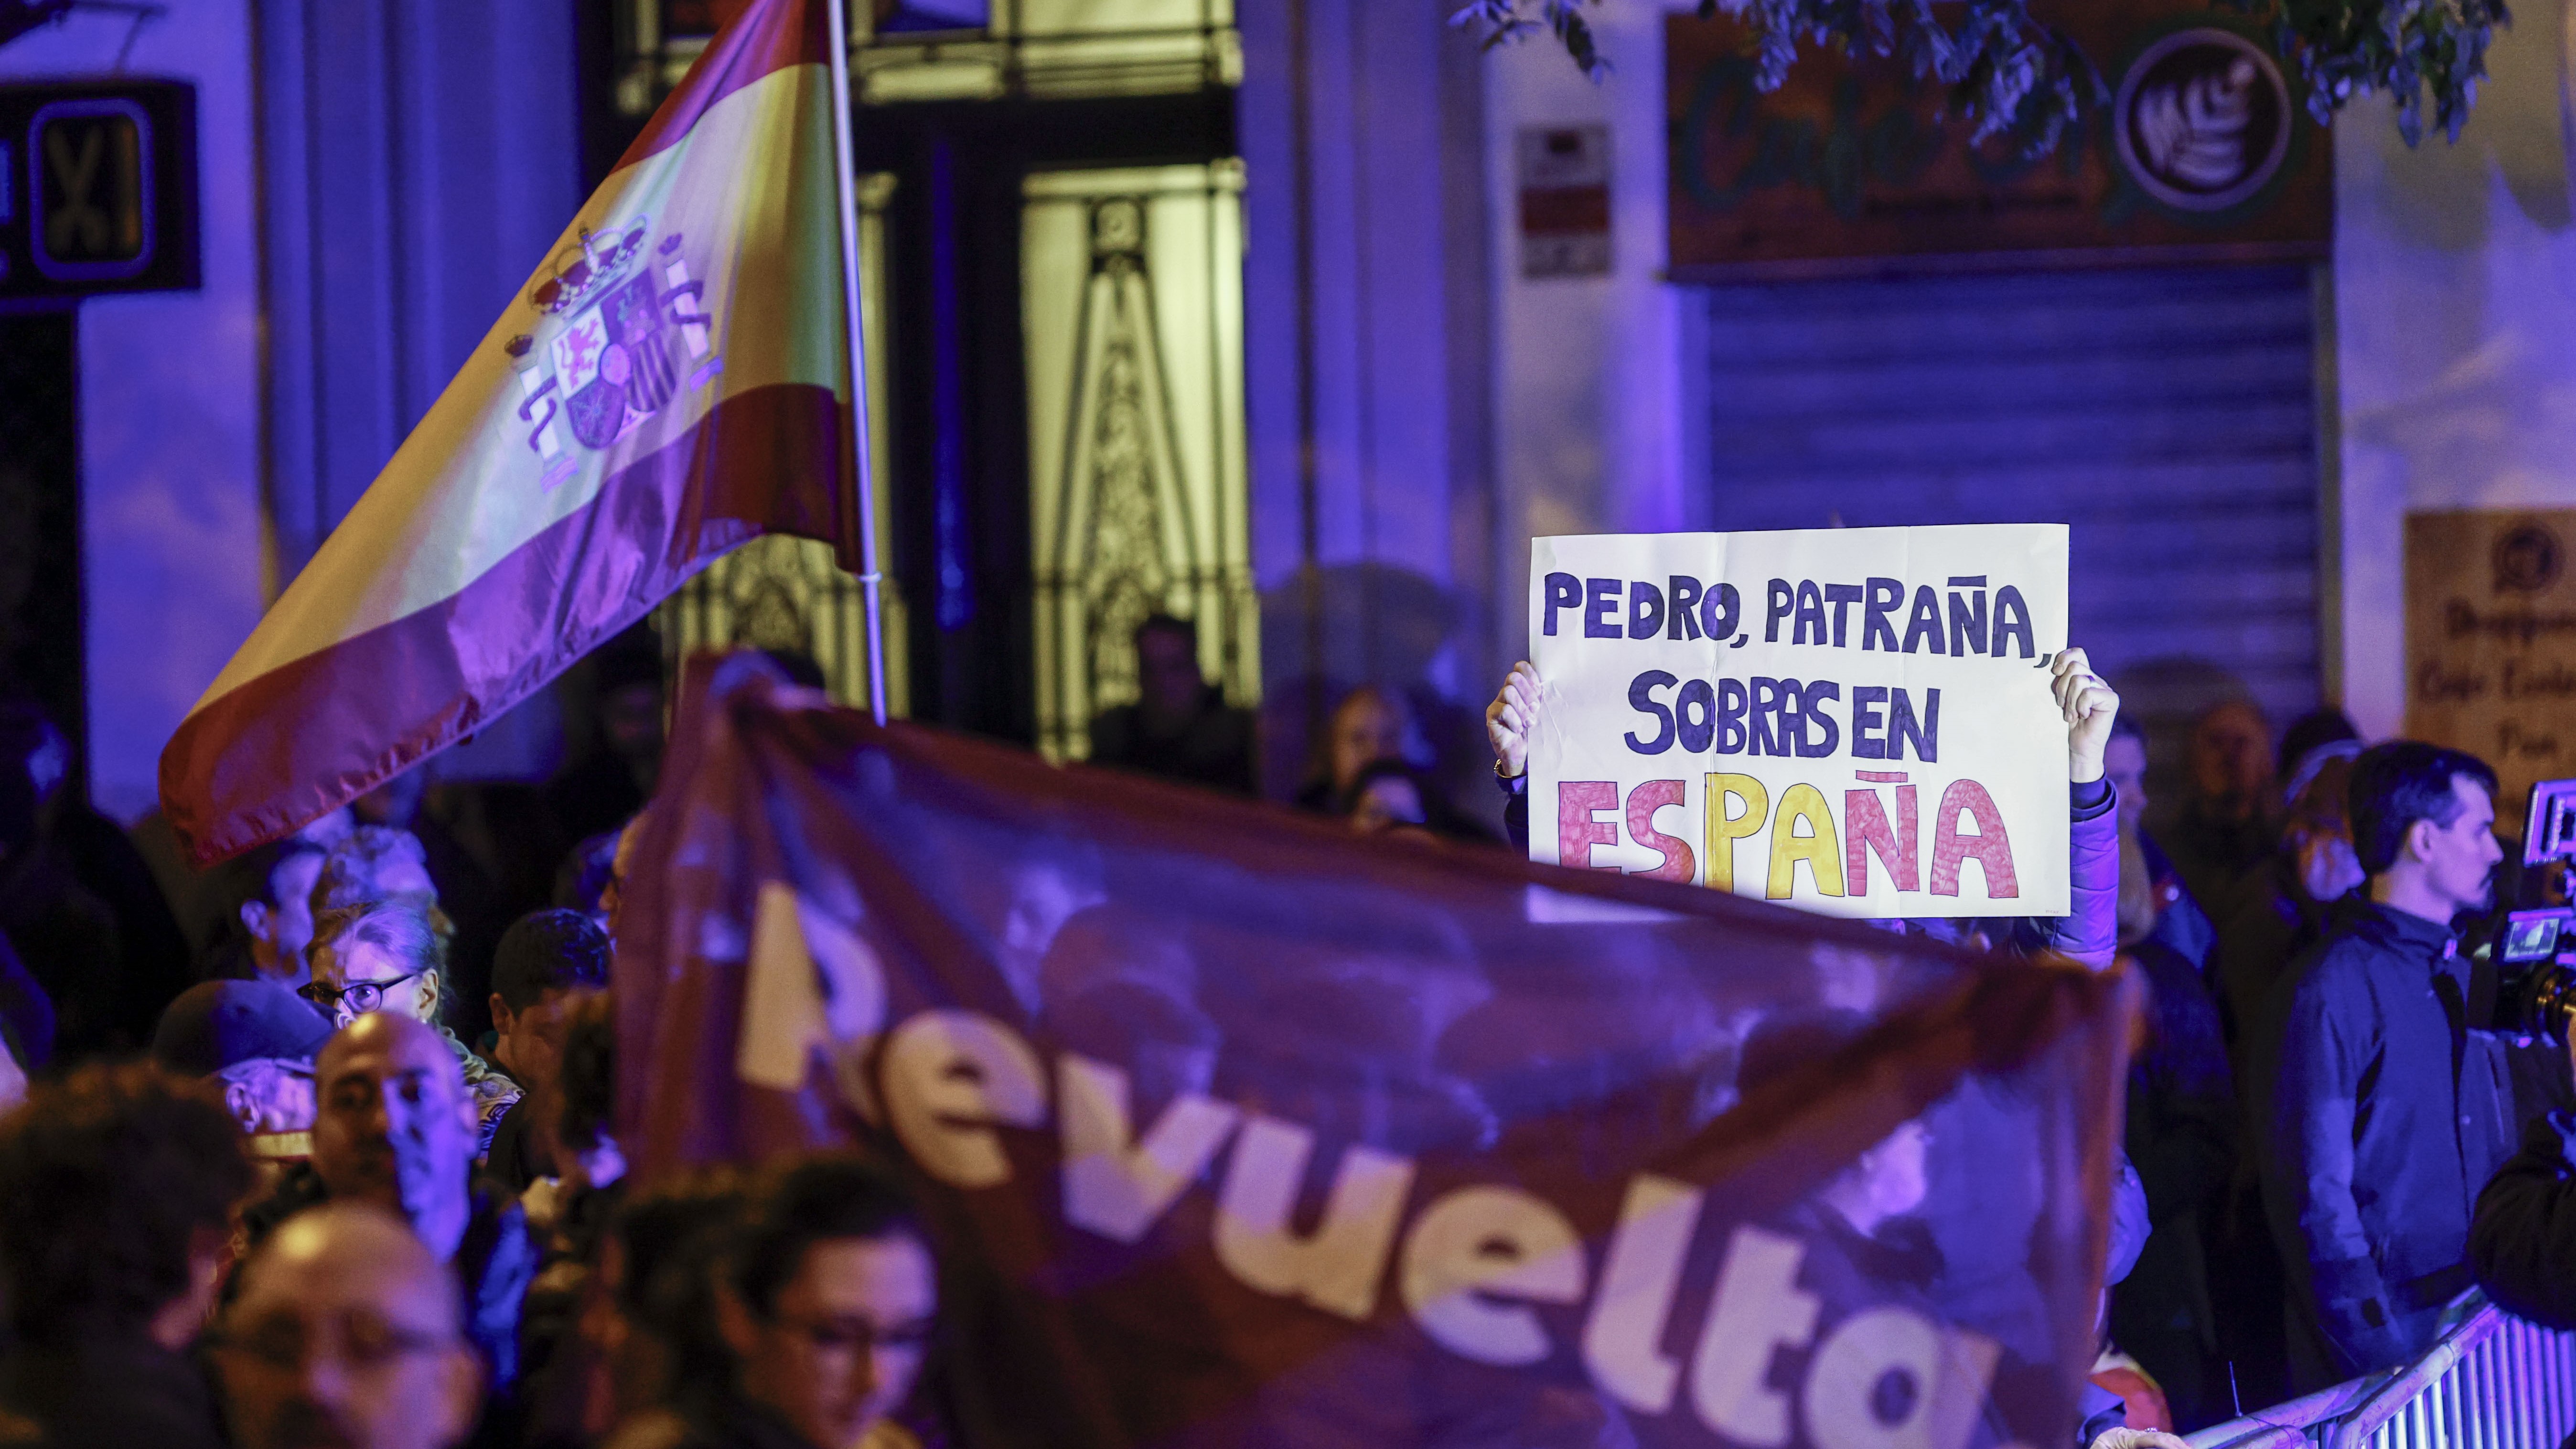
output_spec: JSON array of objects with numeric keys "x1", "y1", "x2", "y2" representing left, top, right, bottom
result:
[{"x1": 506, "y1": 221, "x2": 723, "y2": 488}]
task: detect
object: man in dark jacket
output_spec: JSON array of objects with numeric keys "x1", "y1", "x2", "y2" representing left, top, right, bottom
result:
[
  {"x1": 480, "y1": 910, "x2": 612, "y2": 1194},
  {"x1": 0, "y1": 1061, "x2": 254, "y2": 1449},
  {"x1": 2248, "y1": 741, "x2": 2510, "y2": 1391},
  {"x1": 1086, "y1": 614, "x2": 1257, "y2": 796},
  {"x1": 239, "y1": 1013, "x2": 537, "y2": 1418}
]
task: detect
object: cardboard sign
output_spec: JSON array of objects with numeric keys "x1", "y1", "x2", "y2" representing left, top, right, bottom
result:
[
  {"x1": 2404, "y1": 510, "x2": 2576, "y2": 825},
  {"x1": 1529, "y1": 526, "x2": 2071, "y2": 918}
]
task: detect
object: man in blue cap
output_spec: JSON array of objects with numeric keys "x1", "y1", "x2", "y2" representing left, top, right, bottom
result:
[{"x1": 152, "y1": 979, "x2": 335, "y2": 1168}]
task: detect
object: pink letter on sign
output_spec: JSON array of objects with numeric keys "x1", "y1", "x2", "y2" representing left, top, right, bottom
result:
[
  {"x1": 1559, "y1": 782, "x2": 1619, "y2": 870},
  {"x1": 1929, "y1": 779, "x2": 2017, "y2": 899},
  {"x1": 1843, "y1": 786, "x2": 1918, "y2": 894},
  {"x1": 1625, "y1": 780, "x2": 1696, "y2": 882}
]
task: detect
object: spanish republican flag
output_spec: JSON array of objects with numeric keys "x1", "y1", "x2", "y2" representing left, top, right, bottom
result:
[{"x1": 161, "y1": 0, "x2": 856, "y2": 864}]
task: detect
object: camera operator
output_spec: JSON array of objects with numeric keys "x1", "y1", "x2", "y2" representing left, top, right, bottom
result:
[
  {"x1": 2247, "y1": 742, "x2": 2509, "y2": 1391},
  {"x1": 2469, "y1": 1014, "x2": 2576, "y2": 1328}
]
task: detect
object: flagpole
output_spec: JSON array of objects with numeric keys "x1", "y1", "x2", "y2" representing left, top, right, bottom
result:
[{"x1": 823, "y1": 0, "x2": 889, "y2": 726}]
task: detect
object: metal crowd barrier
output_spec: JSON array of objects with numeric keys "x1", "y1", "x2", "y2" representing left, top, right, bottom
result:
[{"x1": 2186, "y1": 1296, "x2": 2576, "y2": 1449}]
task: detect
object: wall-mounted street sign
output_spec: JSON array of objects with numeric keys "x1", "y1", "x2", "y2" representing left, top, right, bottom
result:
[{"x1": 0, "y1": 78, "x2": 198, "y2": 302}]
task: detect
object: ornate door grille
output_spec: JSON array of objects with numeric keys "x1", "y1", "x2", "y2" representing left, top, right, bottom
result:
[{"x1": 1024, "y1": 163, "x2": 1253, "y2": 761}]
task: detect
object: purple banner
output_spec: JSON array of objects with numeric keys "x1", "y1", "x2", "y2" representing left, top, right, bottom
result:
[{"x1": 615, "y1": 656, "x2": 2136, "y2": 1449}]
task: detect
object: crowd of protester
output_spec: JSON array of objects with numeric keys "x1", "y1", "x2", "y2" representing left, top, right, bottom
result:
[
  {"x1": 0, "y1": 731, "x2": 943, "y2": 1449},
  {"x1": 0, "y1": 609, "x2": 2569, "y2": 1448},
  {"x1": 0, "y1": 626, "x2": 954, "y2": 1449}
]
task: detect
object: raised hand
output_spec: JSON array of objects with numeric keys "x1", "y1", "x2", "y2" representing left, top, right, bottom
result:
[
  {"x1": 1485, "y1": 662, "x2": 1546, "y2": 780},
  {"x1": 2051, "y1": 646, "x2": 2121, "y2": 785}
]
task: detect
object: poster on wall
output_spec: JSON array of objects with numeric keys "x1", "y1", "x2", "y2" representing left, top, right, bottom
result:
[
  {"x1": 2405, "y1": 510, "x2": 2576, "y2": 826},
  {"x1": 1527, "y1": 525, "x2": 2071, "y2": 918},
  {"x1": 1664, "y1": 1, "x2": 2333, "y2": 277}
]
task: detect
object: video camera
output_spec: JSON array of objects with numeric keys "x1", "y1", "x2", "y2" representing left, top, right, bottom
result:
[{"x1": 2497, "y1": 779, "x2": 2576, "y2": 1035}]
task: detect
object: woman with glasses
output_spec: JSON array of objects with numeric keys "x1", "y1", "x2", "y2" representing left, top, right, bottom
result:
[{"x1": 303, "y1": 897, "x2": 520, "y2": 1158}]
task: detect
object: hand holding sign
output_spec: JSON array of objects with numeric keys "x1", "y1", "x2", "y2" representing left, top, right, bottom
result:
[
  {"x1": 1527, "y1": 525, "x2": 2072, "y2": 919},
  {"x1": 2052, "y1": 646, "x2": 2123, "y2": 786},
  {"x1": 1484, "y1": 660, "x2": 1545, "y2": 780}
]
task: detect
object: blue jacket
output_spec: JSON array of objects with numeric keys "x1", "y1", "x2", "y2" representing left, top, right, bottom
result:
[{"x1": 2248, "y1": 902, "x2": 2513, "y2": 1390}]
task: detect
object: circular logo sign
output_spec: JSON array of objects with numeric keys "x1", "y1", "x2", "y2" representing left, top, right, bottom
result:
[
  {"x1": 2494, "y1": 522, "x2": 2563, "y2": 595},
  {"x1": 2112, "y1": 28, "x2": 2293, "y2": 213}
]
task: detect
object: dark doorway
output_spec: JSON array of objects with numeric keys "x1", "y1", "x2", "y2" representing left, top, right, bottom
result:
[
  {"x1": 853, "y1": 91, "x2": 1233, "y2": 742},
  {"x1": 0, "y1": 310, "x2": 87, "y2": 802}
]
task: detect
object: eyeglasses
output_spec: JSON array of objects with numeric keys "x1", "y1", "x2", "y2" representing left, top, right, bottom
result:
[{"x1": 299, "y1": 970, "x2": 426, "y2": 1017}]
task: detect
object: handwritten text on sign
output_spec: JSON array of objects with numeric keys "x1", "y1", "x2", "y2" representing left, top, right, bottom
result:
[{"x1": 1529, "y1": 526, "x2": 2071, "y2": 919}]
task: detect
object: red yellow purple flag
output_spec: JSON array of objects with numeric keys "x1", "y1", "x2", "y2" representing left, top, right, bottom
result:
[{"x1": 158, "y1": 0, "x2": 855, "y2": 864}]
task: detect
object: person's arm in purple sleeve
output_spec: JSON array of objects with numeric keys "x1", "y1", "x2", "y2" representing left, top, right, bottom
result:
[
  {"x1": 1487, "y1": 663, "x2": 1542, "y2": 852},
  {"x1": 2050, "y1": 648, "x2": 2123, "y2": 969}
]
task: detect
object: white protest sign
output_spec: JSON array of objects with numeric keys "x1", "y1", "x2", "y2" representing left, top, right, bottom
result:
[{"x1": 1527, "y1": 526, "x2": 2071, "y2": 919}]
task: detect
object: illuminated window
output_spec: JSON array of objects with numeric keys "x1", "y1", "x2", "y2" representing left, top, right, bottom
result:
[{"x1": 854, "y1": 0, "x2": 1238, "y2": 104}]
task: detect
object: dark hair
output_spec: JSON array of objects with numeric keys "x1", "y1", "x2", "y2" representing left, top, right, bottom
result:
[
  {"x1": 552, "y1": 830, "x2": 625, "y2": 920},
  {"x1": 492, "y1": 910, "x2": 612, "y2": 1013},
  {"x1": 0, "y1": 1063, "x2": 252, "y2": 1345},
  {"x1": 2278, "y1": 707, "x2": 2361, "y2": 782},
  {"x1": 554, "y1": 991, "x2": 616, "y2": 1153},
  {"x1": 730, "y1": 1153, "x2": 923, "y2": 1320},
  {"x1": 198, "y1": 837, "x2": 330, "y2": 961},
  {"x1": 1335, "y1": 758, "x2": 1493, "y2": 844},
  {"x1": 2349, "y1": 741, "x2": 2500, "y2": 876},
  {"x1": 2287, "y1": 754, "x2": 2358, "y2": 837},
  {"x1": 1133, "y1": 613, "x2": 1196, "y2": 650},
  {"x1": 1339, "y1": 757, "x2": 1432, "y2": 820},
  {"x1": 611, "y1": 1167, "x2": 746, "y2": 1396},
  {"x1": 594, "y1": 628, "x2": 666, "y2": 697}
]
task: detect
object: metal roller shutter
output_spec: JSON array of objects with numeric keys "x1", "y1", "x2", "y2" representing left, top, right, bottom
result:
[{"x1": 1699, "y1": 263, "x2": 2324, "y2": 776}]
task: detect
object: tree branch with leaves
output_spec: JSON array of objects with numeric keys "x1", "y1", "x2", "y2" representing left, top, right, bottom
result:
[{"x1": 1453, "y1": 0, "x2": 2509, "y2": 151}]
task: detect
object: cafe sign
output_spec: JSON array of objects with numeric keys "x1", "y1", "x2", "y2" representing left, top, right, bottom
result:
[{"x1": 2406, "y1": 510, "x2": 2576, "y2": 824}]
